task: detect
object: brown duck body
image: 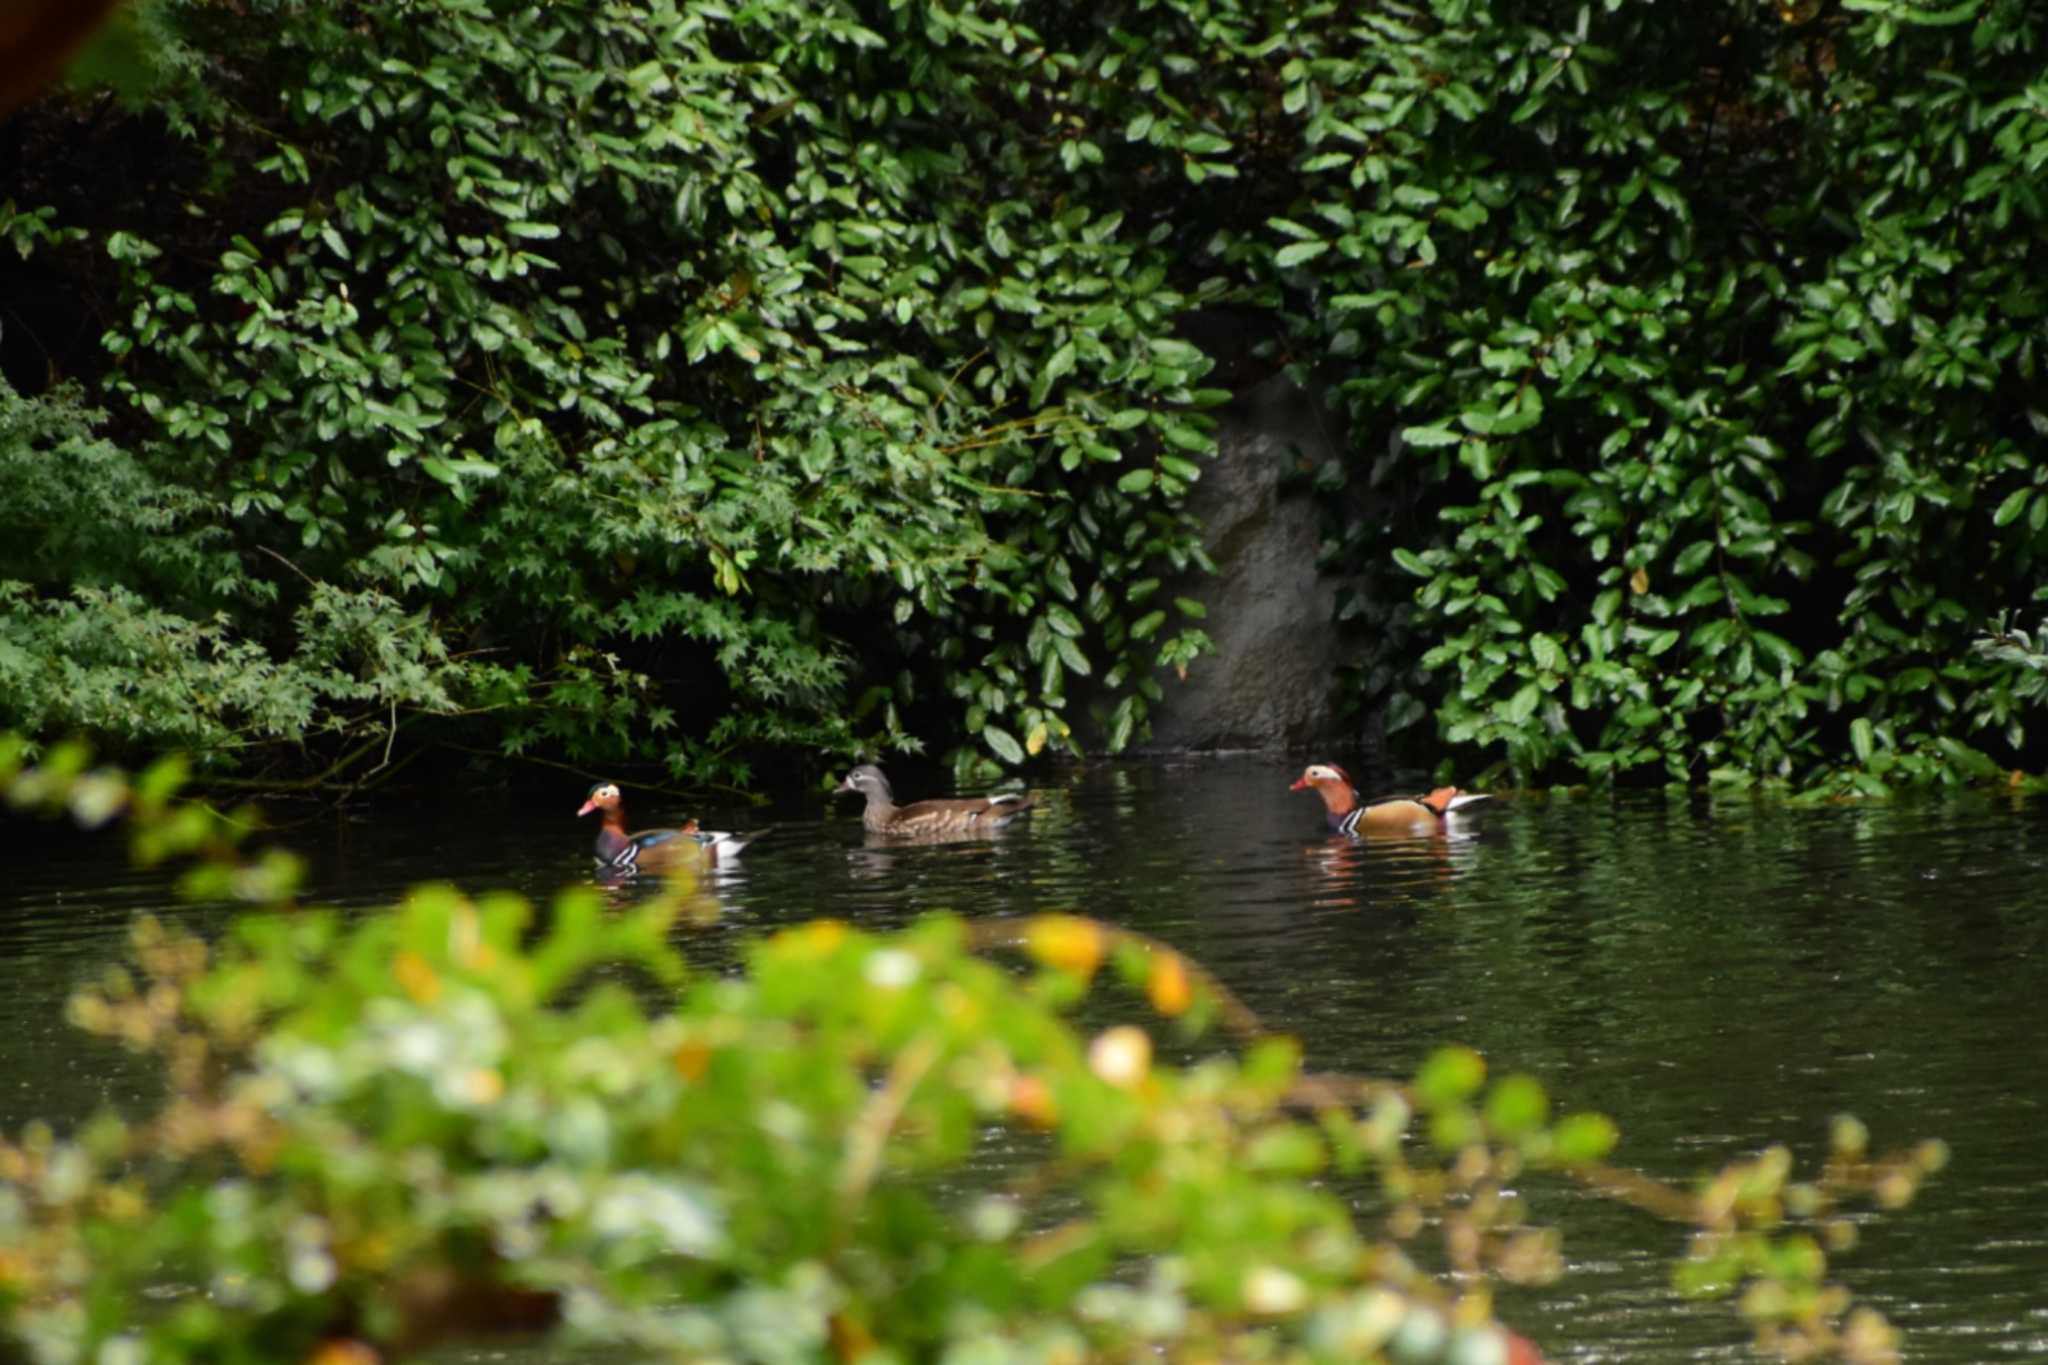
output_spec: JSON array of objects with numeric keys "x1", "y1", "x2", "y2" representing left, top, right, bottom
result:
[
  {"x1": 834, "y1": 764, "x2": 1037, "y2": 837},
  {"x1": 1289, "y1": 763, "x2": 1490, "y2": 835}
]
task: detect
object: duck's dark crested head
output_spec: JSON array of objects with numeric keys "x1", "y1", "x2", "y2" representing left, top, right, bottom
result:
[
  {"x1": 833, "y1": 765, "x2": 893, "y2": 800},
  {"x1": 577, "y1": 781, "x2": 622, "y2": 817}
]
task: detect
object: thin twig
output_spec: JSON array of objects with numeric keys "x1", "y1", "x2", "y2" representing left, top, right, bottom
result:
[
  {"x1": 837, "y1": 1033, "x2": 941, "y2": 1220},
  {"x1": 1572, "y1": 1160, "x2": 1702, "y2": 1223},
  {"x1": 255, "y1": 545, "x2": 319, "y2": 590}
]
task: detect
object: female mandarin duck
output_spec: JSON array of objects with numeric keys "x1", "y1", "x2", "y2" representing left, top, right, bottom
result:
[
  {"x1": 833, "y1": 764, "x2": 1037, "y2": 836},
  {"x1": 1290, "y1": 763, "x2": 1491, "y2": 835},
  {"x1": 576, "y1": 781, "x2": 763, "y2": 874}
]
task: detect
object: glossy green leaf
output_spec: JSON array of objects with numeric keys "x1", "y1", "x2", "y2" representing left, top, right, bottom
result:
[{"x1": 984, "y1": 724, "x2": 1025, "y2": 765}]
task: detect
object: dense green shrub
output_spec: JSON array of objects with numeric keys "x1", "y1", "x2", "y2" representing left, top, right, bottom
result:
[
  {"x1": 4, "y1": 0, "x2": 1226, "y2": 782},
  {"x1": 9, "y1": 0, "x2": 2048, "y2": 789},
  {"x1": 1224, "y1": 0, "x2": 2048, "y2": 792},
  {"x1": 0, "y1": 375, "x2": 530, "y2": 765},
  {"x1": 0, "y1": 740, "x2": 1946, "y2": 1363}
]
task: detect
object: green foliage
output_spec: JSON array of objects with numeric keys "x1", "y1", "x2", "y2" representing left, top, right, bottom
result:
[
  {"x1": 0, "y1": 377, "x2": 233, "y2": 603},
  {"x1": 8, "y1": 0, "x2": 1226, "y2": 781},
  {"x1": 55, "y1": 0, "x2": 197, "y2": 106},
  {"x1": 1224, "y1": 0, "x2": 2048, "y2": 790},
  {"x1": 1970, "y1": 614, "x2": 2048, "y2": 763},
  {"x1": 0, "y1": 377, "x2": 515, "y2": 761},
  {"x1": 0, "y1": 741, "x2": 1953, "y2": 1364},
  {"x1": 16, "y1": 0, "x2": 2048, "y2": 788}
]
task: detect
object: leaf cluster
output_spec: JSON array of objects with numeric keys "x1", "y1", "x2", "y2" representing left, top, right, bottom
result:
[
  {"x1": 1223, "y1": 0, "x2": 2048, "y2": 789},
  {"x1": 6, "y1": 0, "x2": 1237, "y2": 781},
  {"x1": 16, "y1": 0, "x2": 2048, "y2": 790}
]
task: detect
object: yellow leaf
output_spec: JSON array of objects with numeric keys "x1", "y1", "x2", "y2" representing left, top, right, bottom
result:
[
  {"x1": 1147, "y1": 952, "x2": 1192, "y2": 1016},
  {"x1": 461, "y1": 1068, "x2": 504, "y2": 1105},
  {"x1": 306, "y1": 1340, "x2": 381, "y2": 1365},
  {"x1": 796, "y1": 920, "x2": 847, "y2": 955},
  {"x1": 673, "y1": 1040, "x2": 711, "y2": 1080},
  {"x1": 1025, "y1": 914, "x2": 1105, "y2": 979},
  {"x1": 394, "y1": 950, "x2": 440, "y2": 1004}
]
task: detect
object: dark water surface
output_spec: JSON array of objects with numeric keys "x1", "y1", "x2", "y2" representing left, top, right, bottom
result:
[{"x1": 3, "y1": 758, "x2": 2046, "y2": 1361}]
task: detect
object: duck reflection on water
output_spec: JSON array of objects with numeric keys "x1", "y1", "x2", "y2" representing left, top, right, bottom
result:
[{"x1": 1303, "y1": 809, "x2": 1490, "y2": 910}]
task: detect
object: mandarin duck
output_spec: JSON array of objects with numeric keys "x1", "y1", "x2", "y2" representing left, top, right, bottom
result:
[
  {"x1": 576, "y1": 781, "x2": 763, "y2": 874},
  {"x1": 1289, "y1": 763, "x2": 1491, "y2": 835},
  {"x1": 833, "y1": 764, "x2": 1037, "y2": 836}
]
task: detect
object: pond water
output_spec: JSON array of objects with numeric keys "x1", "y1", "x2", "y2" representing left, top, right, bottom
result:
[{"x1": 3, "y1": 756, "x2": 2046, "y2": 1361}]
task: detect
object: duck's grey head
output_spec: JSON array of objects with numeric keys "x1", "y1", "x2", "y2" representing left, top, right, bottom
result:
[
  {"x1": 578, "y1": 781, "x2": 622, "y2": 817},
  {"x1": 833, "y1": 765, "x2": 893, "y2": 800}
]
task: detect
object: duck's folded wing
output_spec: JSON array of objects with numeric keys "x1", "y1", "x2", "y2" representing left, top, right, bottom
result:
[
  {"x1": 978, "y1": 792, "x2": 1037, "y2": 827},
  {"x1": 886, "y1": 794, "x2": 1037, "y2": 833},
  {"x1": 691, "y1": 829, "x2": 765, "y2": 858}
]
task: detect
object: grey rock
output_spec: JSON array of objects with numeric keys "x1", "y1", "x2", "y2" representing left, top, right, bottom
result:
[{"x1": 1141, "y1": 371, "x2": 1353, "y2": 753}]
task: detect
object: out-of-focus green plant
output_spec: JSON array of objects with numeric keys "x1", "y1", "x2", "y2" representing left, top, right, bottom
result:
[{"x1": 0, "y1": 740, "x2": 1946, "y2": 1364}]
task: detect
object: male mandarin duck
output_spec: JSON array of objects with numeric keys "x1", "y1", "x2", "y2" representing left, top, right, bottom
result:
[
  {"x1": 576, "y1": 781, "x2": 763, "y2": 874},
  {"x1": 1289, "y1": 762, "x2": 1492, "y2": 835},
  {"x1": 833, "y1": 764, "x2": 1037, "y2": 836}
]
